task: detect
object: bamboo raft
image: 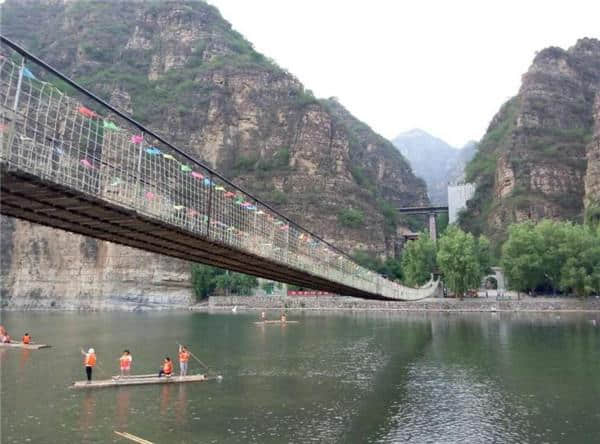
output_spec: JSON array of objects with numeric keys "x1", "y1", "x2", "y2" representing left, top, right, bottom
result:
[
  {"x1": 0, "y1": 342, "x2": 50, "y2": 350},
  {"x1": 71, "y1": 373, "x2": 221, "y2": 389},
  {"x1": 254, "y1": 320, "x2": 299, "y2": 325}
]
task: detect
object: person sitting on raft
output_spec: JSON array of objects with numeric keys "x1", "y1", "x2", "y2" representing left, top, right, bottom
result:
[
  {"x1": 280, "y1": 312, "x2": 287, "y2": 323},
  {"x1": 22, "y1": 333, "x2": 31, "y2": 344},
  {"x1": 178, "y1": 346, "x2": 190, "y2": 377},
  {"x1": 158, "y1": 357, "x2": 173, "y2": 378},
  {"x1": 119, "y1": 350, "x2": 132, "y2": 377},
  {"x1": 81, "y1": 348, "x2": 96, "y2": 382}
]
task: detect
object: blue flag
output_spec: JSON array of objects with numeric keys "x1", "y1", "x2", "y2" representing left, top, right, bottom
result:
[{"x1": 22, "y1": 67, "x2": 36, "y2": 80}]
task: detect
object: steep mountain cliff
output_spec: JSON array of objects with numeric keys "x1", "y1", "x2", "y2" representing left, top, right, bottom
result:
[
  {"x1": 0, "y1": 0, "x2": 428, "y2": 307},
  {"x1": 460, "y1": 38, "x2": 600, "y2": 245},
  {"x1": 393, "y1": 129, "x2": 476, "y2": 205}
]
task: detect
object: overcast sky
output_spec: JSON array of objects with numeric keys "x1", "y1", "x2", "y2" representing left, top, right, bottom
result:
[{"x1": 208, "y1": 0, "x2": 599, "y2": 147}]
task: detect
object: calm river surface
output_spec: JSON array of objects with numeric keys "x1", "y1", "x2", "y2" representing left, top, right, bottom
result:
[{"x1": 1, "y1": 310, "x2": 600, "y2": 443}]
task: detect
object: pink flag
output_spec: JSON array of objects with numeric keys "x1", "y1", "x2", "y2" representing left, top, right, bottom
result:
[
  {"x1": 191, "y1": 171, "x2": 204, "y2": 180},
  {"x1": 78, "y1": 106, "x2": 97, "y2": 118},
  {"x1": 80, "y1": 159, "x2": 93, "y2": 168},
  {"x1": 145, "y1": 191, "x2": 155, "y2": 200},
  {"x1": 131, "y1": 134, "x2": 144, "y2": 144}
]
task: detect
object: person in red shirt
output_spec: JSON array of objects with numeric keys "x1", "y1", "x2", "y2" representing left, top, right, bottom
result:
[
  {"x1": 22, "y1": 333, "x2": 31, "y2": 344},
  {"x1": 119, "y1": 350, "x2": 132, "y2": 377},
  {"x1": 158, "y1": 357, "x2": 173, "y2": 378},
  {"x1": 178, "y1": 346, "x2": 190, "y2": 377}
]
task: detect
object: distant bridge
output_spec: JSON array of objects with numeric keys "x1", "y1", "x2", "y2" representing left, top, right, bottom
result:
[
  {"x1": 0, "y1": 36, "x2": 438, "y2": 301},
  {"x1": 397, "y1": 206, "x2": 448, "y2": 242}
]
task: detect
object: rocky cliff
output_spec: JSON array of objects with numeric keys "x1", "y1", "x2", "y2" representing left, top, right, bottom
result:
[
  {"x1": 460, "y1": 38, "x2": 600, "y2": 245},
  {"x1": 393, "y1": 129, "x2": 476, "y2": 205},
  {"x1": 0, "y1": 0, "x2": 428, "y2": 308}
]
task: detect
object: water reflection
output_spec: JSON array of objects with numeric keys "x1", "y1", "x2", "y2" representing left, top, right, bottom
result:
[
  {"x1": 78, "y1": 391, "x2": 95, "y2": 441},
  {"x1": 175, "y1": 384, "x2": 187, "y2": 425},
  {"x1": 160, "y1": 384, "x2": 171, "y2": 416},
  {"x1": 115, "y1": 388, "x2": 131, "y2": 430}
]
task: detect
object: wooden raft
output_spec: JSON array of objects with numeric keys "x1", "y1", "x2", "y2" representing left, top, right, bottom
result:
[
  {"x1": 0, "y1": 342, "x2": 51, "y2": 350},
  {"x1": 71, "y1": 373, "x2": 218, "y2": 389},
  {"x1": 254, "y1": 320, "x2": 300, "y2": 325}
]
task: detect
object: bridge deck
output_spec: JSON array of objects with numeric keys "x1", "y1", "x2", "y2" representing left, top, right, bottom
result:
[{"x1": 1, "y1": 167, "x2": 383, "y2": 298}]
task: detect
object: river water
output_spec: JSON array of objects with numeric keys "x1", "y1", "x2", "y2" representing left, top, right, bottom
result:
[{"x1": 1, "y1": 310, "x2": 599, "y2": 443}]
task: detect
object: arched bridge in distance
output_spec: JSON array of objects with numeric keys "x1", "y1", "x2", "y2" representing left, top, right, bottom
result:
[{"x1": 0, "y1": 37, "x2": 438, "y2": 301}]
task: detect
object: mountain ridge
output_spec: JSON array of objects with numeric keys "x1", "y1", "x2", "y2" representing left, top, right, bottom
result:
[
  {"x1": 460, "y1": 37, "x2": 600, "y2": 245},
  {"x1": 392, "y1": 129, "x2": 477, "y2": 205}
]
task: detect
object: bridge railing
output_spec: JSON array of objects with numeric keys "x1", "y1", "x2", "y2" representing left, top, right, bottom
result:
[{"x1": 0, "y1": 39, "x2": 437, "y2": 300}]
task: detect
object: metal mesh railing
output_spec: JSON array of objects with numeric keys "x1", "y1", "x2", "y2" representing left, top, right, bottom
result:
[{"x1": 0, "y1": 40, "x2": 438, "y2": 301}]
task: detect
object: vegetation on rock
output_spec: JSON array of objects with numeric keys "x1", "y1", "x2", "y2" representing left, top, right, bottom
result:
[{"x1": 191, "y1": 264, "x2": 258, "y2": 301}]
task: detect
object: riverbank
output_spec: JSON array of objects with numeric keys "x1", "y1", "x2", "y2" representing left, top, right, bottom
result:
[{"x1": 205, "y1": 294, "x2": 600, "y2": 312}]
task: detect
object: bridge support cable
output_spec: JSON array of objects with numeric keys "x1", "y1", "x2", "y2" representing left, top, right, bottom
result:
[{"x1": 0, "y1": 36, "x2": 438, "y2": 301}]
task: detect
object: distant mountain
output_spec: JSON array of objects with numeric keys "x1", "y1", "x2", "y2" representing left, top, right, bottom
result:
[{"x1": 392, "y1": 129, "x2": 477, "y2": 205}]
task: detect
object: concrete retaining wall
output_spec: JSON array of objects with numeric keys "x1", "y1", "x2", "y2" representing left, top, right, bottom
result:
[{"x1": 207, "y1": 295, "x2": 600, "y2": 312}]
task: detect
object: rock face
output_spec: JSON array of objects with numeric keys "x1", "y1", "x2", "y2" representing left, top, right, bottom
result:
[
  {"x1": 393, "y1": 129, "x2": 476, "y2": 205},
  {"x1": 0, "y1": 0, "x2": 428, "y2": 308},
  {"x1": 461, "y1": 38, "x2": 600, "y2": 244}
]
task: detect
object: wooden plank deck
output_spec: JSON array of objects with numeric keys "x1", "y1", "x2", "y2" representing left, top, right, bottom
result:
[
  {"x1": 71, "y1": 374, "x2": 220, "y2": 389},
  {"x1": 0, "y1": 342, "x2": 51, "y2": 350}
]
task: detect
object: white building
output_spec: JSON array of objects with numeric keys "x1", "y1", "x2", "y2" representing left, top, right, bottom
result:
[{"x1": 448, "y1": 183, "x2": 475, "y2": 224}]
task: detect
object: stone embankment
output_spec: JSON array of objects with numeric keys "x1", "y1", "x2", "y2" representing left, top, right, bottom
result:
[{"x1": 206, "y1": 295, "x2": 600, "y2": 312}]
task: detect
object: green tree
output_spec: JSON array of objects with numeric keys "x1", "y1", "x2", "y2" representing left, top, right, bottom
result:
[
  {"x1": 501, "y1": 222, "x2": 545, "y2": 293},
  {"x1": 477, "y1": 235, "x2": 492, "y2": 276},
  {"x1": 558, "y1": 223, "x2": 599, "y2": 297},
  {"x1": 190, "y1": 264, "x2": 259, "y2": 299},
  {"x1": 338, "y1": 208, "x2": 365, "y2": 228},
  {"x1": 261, "y1": 281, "x2": 275, "y2": 294},
  {"x1": 190, "y1": 264, "x2": 221, "y2": 301},
  {"x1": 536, "y1": 219, "x2": 569, "y2": 294},
  {"x1": 437, "y1": 226, "x2": 482, "y2": 298},
  {"x1": 352, "y1": 250, "x2": 403, "y2": 281},
  {"x1": 401, "y1": 233, "x2": 437, "y2": 286}
]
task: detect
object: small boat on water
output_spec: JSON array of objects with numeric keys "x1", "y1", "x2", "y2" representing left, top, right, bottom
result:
[
  {"x1": 71, "y1": 373, "x2": 221, "y2": 389},
  {"x1": 254, "y1": 320, "x2": 300, "y2": 325},
  {"x1": 0, "y1": 342, "x2": 50, "y2": 350}
]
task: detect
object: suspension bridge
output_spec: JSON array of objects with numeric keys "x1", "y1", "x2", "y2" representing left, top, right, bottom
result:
[{"x1": 0, "y1": 37, "x2": 438, "y2": 301}]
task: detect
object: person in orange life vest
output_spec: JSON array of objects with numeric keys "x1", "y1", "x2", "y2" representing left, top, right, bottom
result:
[
  {"x1": 158, "y1": 357, "x2": 173, "y2": 378},
  {"x1": 22, "y1": 333, "x2": 31, "y2": 344},
  {"x1": 119, "y1": 350, "x2": 132, "y2": 377},
  {"x1": 178, "y1": 345, "x2": 190, "y2": 377},
  {"x1": 81, "y1": 348, "x2": 96, "y2": 382}
]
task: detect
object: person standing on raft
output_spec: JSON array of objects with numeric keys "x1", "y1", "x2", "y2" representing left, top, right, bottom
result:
[
  {"x1": 119, "y1": 350, "x2": 132, "y2": 377},
  {"x1": 178, "y1": 346, "x2": 190, "y2": 377},
  {"x1": 22, "y1": 333, "x2": 31, "y2": 344},
  {"x1": 81, "y1": 348, "x2": 96, "y2": 382},
  {"x1": 158, "y1": 357, "x2": 173, "y2": 378}
]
